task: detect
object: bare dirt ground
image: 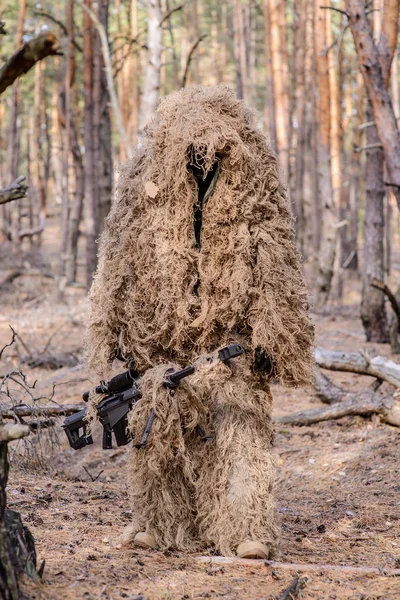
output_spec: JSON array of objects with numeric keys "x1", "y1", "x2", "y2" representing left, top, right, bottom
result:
[{"x1": 1, "y1": 238, "x2": 400, "y2": 600}]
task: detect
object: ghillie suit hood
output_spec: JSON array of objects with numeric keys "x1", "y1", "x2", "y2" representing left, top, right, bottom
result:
[{"x1": 87, "y1": 84, "x2": 314, "y2": 385}]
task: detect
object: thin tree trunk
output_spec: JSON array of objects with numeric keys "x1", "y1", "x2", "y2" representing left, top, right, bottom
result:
[
  {"x1": 83, "y1": 0, "x2": 97, "y2": 288},
  {"x1": 94, "y1": 0, "x2": 113, "y2": 227},
  {"x1": 269, "y1": 0, "x2": 289, "y2": 176},
  {"x1": 292, "y1": 0, "x2": 306, "y2": 253},
  {"x1": 362, "y1": 100, "x2": 387, "y2": 340},
  {"x1": 348, "y1": 71, "x2": 363, "y2": 272},
  {"x1": 138, "y1": 0, "x2": 162, "y2": 137},
  {"x1": 233, "y1": 0, "x2": 244, "y2": 99},
  {"x1": 346, "y1": 0, "x2": 400, "y2": 210},
  {"x1": 263, "y1": 0, "x2": 277, "y2": 147},
  {"x1": 33, "y1": 60, "x2": 46, "y2": 243},
  {"x1": 314, "y1": 1, "x2": 336, "y2": 309},
  {"x1": 65, "y1": 0, "x2": 84, "y2": 283}
]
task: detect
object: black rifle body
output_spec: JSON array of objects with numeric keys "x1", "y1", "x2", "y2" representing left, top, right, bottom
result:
[{"x1": 63, "y1": 344, "x2": 244, "y2": 451}]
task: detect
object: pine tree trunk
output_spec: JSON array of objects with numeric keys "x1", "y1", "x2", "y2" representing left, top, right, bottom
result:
[
  {"x1": 269, "y1": 0, "x2": 289, "y2": 176},
  {"x1": 314, "y1": 1, "x2": 336, "y2": 308},
  {"x1": 262, "y1": 0, "x2": 277, "y2": 148},
  {"x1": 93, "y1": 0, "x2": 113, "y2": 228},
  {"x1": 83, "y1": 0, "x2": 97, "y2": 288},
  {"x1": 357, "y1": 0, "x2": 399, "y2": 341},
  {"x1": 139, "y1": 0, "x2": 162, "y2": 136}
]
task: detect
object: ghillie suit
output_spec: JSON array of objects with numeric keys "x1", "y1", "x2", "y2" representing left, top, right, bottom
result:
[{"x1": 87, "y1": 84, "x2": 314, "y2": 557}]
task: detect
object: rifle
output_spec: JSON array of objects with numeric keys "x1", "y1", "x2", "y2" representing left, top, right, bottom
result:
[{"x1": 63, "y1": 343, "x2": 244, "y2": 451}]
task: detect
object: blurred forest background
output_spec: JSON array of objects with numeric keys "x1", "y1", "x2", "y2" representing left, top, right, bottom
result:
[{"x1": 1, "y1": 0, "x2": 400, "y2": 342}]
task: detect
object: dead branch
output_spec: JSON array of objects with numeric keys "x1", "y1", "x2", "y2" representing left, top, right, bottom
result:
[
  {"x1": 0, "y1": 326, "x2": 16, "y2": 361},
  {"x1": 314, "y1": 366, "x2": 346, "y2": 404},
  {"x1": 0, "y1": 404, "x2": 84, "y2": 419},
  {"x1": 277, "y1": 393, "x2": 400, "y2": 427},
  {"x1": 21, "y1": 352, "x2": 80, "y2": 370},
  {"x1": 0, "y1": 32, "x2": 61, "y2": 95},
  {"x1": 371, "y1": 278, "x2": 400, "y2": 322},
  {"x1": 354, "y1": 142, "x2": 383, "y2": 152},
  {"x1": 0, "y1": 268, "x2": 57, "y2": 290},
  {"x1": 181, "y1": 35, "x2": 207, "y2": 88},
  {"x1": 315, "y1": 347, "x2": 400, "y2": 387},
  {"x1": 195, "y1": 556, "x2": 400, "y2": 575},
  {"x1": 0, "y1": 176, "x2": 28, "y2": 205},
  {"x1": 160, "y1": 3, "x2": 184, "y2": 25},
  {"x1": 18, "y1": 213, "x2": 46, "y2": 239},
  {"x1": 34, "y1": 11, "x2": 83, "y2": 52},
  {"x1": 0, "y1": 423, "x2": 30, "y2": 443},
  {"x1": 320, "y1": 5, "x2": 349, "y2": 16}
]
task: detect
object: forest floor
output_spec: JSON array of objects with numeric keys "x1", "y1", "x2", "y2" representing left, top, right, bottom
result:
[{"x1": 1, "y1": 240, "x2": 400, "y2": 600}]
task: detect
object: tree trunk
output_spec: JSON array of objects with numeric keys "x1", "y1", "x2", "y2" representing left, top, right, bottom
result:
[
  {"x1": 269, "y1": 0, "x2": 289, "y2": 176},
  {"x1": 357, "y1": 0, "x2": 399, "y2": 342},
  {"x1": 263, "y1": 0, "x2": 277, "y2": 147},
  {"x1": 83, "y1": 0, "x2": 97, "y2": 288},
  {"x1": 138, "y1": 0, "x2": 162, "y2": 137},
  {"x1": 346, "y1": 0, "x2": 400, "y2": 211},
  {"x1": 292, "y1": 0, "x2": 306, "y2": 253},
  {"x1": 0, "y1": 423, "x2": 31, "y2": 600},
  {"x1": 64, "y1": 0, "x2": 84, "y2": 283},
  {"x1": 361, "y1": 101, "x2": 387, "y2": 341},
  {"x1": 314, "y1": 2, "x2": 336, "y2": 309},
  {"x1": 93, "y1": 0, "x2": 113, "y2": 228}
]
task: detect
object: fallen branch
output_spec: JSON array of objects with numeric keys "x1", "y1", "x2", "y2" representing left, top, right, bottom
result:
[
  {"x1": 195, "y1": 556, "x2": 400, "y2": 575},
  {"x1": 0, "y1": 423, "x2": 30, "y2": 443},
  {"x1": 0, "y1": 176, "x2": 28, "y2": 205},
  {"x1": 314, "y1": 366, "x2": 346, "y2": 404},
  {"x1": 276, "y1": 393, "x2": 400, "y2": 427},
  {"x1": 0, "y1": 32, "x2": 61, "y2": 95},
  {"x1": 315, "y1": 347, "x2": 400, "y2": 387},
  {"x1": 21, "y1": 352, "x2": 80, "y2": 370},
  {"x1": 0, "y1": 404, "x2": 84, "y2": 419}
]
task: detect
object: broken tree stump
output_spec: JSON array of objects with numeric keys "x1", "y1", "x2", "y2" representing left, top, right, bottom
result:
[{"x1": 0, "y1": 422, "x2": 37, "y2": 600}]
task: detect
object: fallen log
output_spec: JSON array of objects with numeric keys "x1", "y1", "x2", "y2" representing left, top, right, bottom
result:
[
  {"x1": 315, "y1": 347, "x2": 400, "y2": 387},
  {"x1": 279, "y1": 367, "x2": 400, "y2": 427},
  {"x1": 276, "y1": 394, "x2": 400, "y2": 427},
  {"x1": 0, "y1": 404, "x2": 84, "y2": 419}
]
